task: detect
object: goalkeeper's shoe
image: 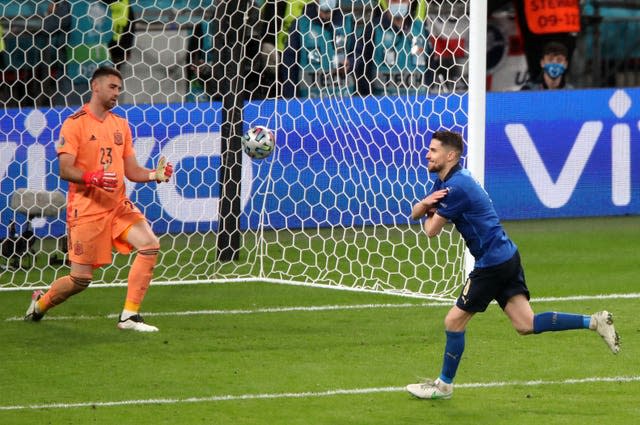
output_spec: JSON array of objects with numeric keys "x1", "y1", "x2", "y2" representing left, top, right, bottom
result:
[
  {"x1": 591, "y1": 311, "x2": 620, "y2": 354},
  {"x1": 406, "y1": 378, "x2": 453, "y2": 400},
  {"x1": 117, "y1": 314, "x2": 158, "y2": 332},
  {"x1": 24, "y1": 289, "x2": 45, "y2": 322}
]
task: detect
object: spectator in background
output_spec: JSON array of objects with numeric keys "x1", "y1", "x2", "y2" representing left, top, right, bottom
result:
[
  {"x1": 66, "y1": 0, "x2": 113, "y2": 105},
  {"x1": 514, "y1": 0, "x2": 580, "y2": 83},
  {"x1": 582, "y1": 0, "x2": 640, "y2": 87},
  {"x1": 1, "y1": 1, "x2": 69, "y2": 108},
  {"x1": 0, "y1": 20, "x2": 8, "y2": 106},
  {"x1": 277, "y1": 0, "x2": 313, "y2": 52},
  {"x1": 187, "y1": 1, "x2": 285, "y2": 103},
  {"x1": 40, "y1": 0, "x2": 72, "y2": 106},
  {"x1": 520, "y1": 41, "x2": 572, "y2": 90},
  {"x1": 185, "y1": 18, "x2": 219, "y2": 102},
  {"x1": 244, "y1": 0, "x2": 287, "y2": 99},
  {"x1": 423, "y1": 0, "x2": 468, "y2": 93},
  {"x1": 106, "y1": 0, "x2": 136, "y2": 71},
  {"x1": 280, "y1": 0, "x2": 356, "y2": 98},
  {"x1": 354, "y1": 0, "x2": 433, "y2": 97}
]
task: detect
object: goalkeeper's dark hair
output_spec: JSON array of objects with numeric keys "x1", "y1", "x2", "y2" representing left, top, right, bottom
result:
[
  {"x1": 90, "y1": 66, "x2": 123, "y2": 84},
  {"x1": 432, "y1": 130, "x2": 464, "y2": 155}
]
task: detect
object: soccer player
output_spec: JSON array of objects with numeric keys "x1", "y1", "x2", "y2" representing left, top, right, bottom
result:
[
  {"x1": 406, "y1": 130, "x2": 620, "y2": 400},
  {"x1": 24, "y1": 66, "x2": 173, "y2": 332}
]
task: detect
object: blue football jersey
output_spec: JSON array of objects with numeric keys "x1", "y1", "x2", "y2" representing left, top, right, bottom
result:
[{"x1": 432, "y1": 165, "x2": 517, "y2": 268}]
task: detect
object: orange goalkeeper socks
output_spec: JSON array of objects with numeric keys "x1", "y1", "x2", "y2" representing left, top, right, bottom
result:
[
  {"x1": 38, "y1": 275, "x2": 91, "y2": 313},
  {"x1": 122, "y1": 248, "x2": 158, "y2": 318}
]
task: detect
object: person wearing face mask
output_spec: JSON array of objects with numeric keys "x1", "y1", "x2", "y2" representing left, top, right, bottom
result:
[
  {"x1": 280, "y1": 0, "x2": 356, "y2": 98},
  {"x1": 514, "y1": 0, "x2": 579, "y2": 86},
  {"x1": 354, "y1": 0, "x2": 433, "y2": 97},
  {"x1": 520, "y1": 41, "x2": 573, "y2": 90}
]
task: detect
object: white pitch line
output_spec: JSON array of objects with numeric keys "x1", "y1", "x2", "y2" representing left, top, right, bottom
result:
[
  {"x1": 5, "y1": 292, "x2": 640, "y2": 322},
  {"x1": 4, "y1": 302, "x2": 450, "y2": 322},
  {"x1": 533, "y1": 292, "x2": 640, "y2": 302},
  {"x1": 1, "y1": 375, "x2": 639, "y2": 411}
]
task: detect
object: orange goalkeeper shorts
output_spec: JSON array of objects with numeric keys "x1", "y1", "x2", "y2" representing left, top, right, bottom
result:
[{"x1": 67, "y1": 198, "x2": 146, "y2": 268}]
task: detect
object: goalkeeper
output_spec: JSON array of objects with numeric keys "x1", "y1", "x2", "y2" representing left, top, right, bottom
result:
[
  {"x1": 24, "y1": 66, "x2": 173, "y2": 332},
  {"x1": 406, "y1": 130, "x2": 620, "y2": 400}
]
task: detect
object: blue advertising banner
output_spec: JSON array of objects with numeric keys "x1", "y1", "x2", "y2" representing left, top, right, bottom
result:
[
  {"x1": 486, "y1": 88, "x2": 640, "y2": 219},
  {"x1": 1, "y1": 88, "x2": 639, "y2": 238}
]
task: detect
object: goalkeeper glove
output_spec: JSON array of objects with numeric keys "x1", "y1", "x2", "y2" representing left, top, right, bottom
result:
[
  {"x1": 149, "y1": 156, "x2": 173, "y2": 183},
  {"x1": 82, "y1": 166, "x2": 117, "y2": 192}
]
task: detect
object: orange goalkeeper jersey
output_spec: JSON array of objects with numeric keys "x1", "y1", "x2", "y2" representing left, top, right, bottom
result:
[{"x1": 57, "y1": 104, "x2": 136, "y2": 225}]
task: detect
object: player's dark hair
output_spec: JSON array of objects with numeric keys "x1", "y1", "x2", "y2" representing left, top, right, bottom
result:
[
  {"x1": 90, "y1": 66, "x2": 123, "y2": 84},
  {"x1": 432, "y1": 130, "x2": 463, "y2": 155}
]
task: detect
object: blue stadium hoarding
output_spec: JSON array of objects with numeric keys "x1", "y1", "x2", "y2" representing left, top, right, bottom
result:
[
  {"x1": 1, "y1": 88, "x2": 639, "y2": 238},
  {"x1": 486, "y1": 88, "x2": 639, "y2": 219}
]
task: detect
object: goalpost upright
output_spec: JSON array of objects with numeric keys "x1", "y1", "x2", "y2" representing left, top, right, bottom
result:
[{"x1": 465, "y1": 2, "x2": 488, "y2": 277}]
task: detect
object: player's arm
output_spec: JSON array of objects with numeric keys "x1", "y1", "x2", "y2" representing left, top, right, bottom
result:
[
  {"x1": 58, "y1": 153, "x2": 117, "y2": 191},
  {"x1": 123, "y1": 155, "x2": 173, "y2": 183},
  {"x1": 58, "y1": 153, "x2": 84, "y2": 183},
  {"x1": 411, "y1": 188, "x2": 449, "y2": 220},
  {"x1": 423, "y1": 212, "x2": 448, "y2": 238}
]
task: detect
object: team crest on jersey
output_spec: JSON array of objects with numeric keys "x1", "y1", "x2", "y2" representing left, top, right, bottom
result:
[
  {"x1": 58, "y1": 136, "x2": 65, "y2": 147},
  {"x1": 114, "y1": 131, "x2": 123, "y2": 146},
  {"x1": 73, "y1": 241, "x2": 83, "y2": 256}
]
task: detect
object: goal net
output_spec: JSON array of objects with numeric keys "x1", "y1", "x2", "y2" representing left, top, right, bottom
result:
[{"x1": 0, "y1": 0, "x2": 472, "y2": 300}]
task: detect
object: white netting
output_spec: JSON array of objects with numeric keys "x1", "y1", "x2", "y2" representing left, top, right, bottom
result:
[{"x1": 0, "y1": 0, "x2": 470, "y2": 300}]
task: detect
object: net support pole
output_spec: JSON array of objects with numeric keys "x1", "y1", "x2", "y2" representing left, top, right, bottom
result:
[
  {"x1": 217, "y1": 0, "x2": 248, "y2": 261},
  {"x1": 465, "y1": 1, "x2": 487, "y2": 277}
]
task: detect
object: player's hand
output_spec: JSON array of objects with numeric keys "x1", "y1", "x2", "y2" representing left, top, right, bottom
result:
[
  {"x1": 150, "y1": 156, "x2": 173, "y2": 183},
  {"x1": 82, "y1": 166, "x2": 117, "y2": 192},
  {"x1": 423, "y1": 188, "x2": 449, "y2": 207}
]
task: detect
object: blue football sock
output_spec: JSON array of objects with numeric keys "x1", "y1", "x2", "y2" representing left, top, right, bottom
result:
[
  {"x1": 439, "y1": 330, "x2": 465, "y2": 384},
  {"x1": 533, "y1": 312, "x2": 591, "y2": 334}
]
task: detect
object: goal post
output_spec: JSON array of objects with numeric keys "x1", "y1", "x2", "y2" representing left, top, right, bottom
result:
[
  {"x1": 466, "y1": 1, "x2": 487, "y2": 277},
  {"x1": 0, "y1": 0, "x2": 483, "y2": 300}
]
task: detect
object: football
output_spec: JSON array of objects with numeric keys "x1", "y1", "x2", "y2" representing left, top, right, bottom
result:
[{"x1": 241, "y1": 126, "x2": 275, "y2": 159}]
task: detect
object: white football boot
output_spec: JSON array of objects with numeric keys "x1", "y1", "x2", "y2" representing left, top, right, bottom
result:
[
  {"x1": 590, "y1": 311, "x2": 620, "y2": 354},
  {"x1": 117, "y1": 314, "x2": 159, "y2": 332},
  {"x1": 406, "y1": 378, "x2": 453, "y2": 400}
]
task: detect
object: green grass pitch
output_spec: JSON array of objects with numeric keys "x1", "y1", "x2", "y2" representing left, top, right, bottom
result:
[{"x1": 1, "y1": 216, "x2": 639, "y2": 424}]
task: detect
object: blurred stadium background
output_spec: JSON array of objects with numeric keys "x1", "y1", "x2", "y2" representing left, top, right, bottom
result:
[{"x1": 1, "y1": 1, "x2": 639, "y2": 107}]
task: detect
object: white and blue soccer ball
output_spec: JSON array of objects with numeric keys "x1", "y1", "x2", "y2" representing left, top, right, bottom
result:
[{"x1": 241, "y1": 126, "x2": 275, "y2": 160}]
